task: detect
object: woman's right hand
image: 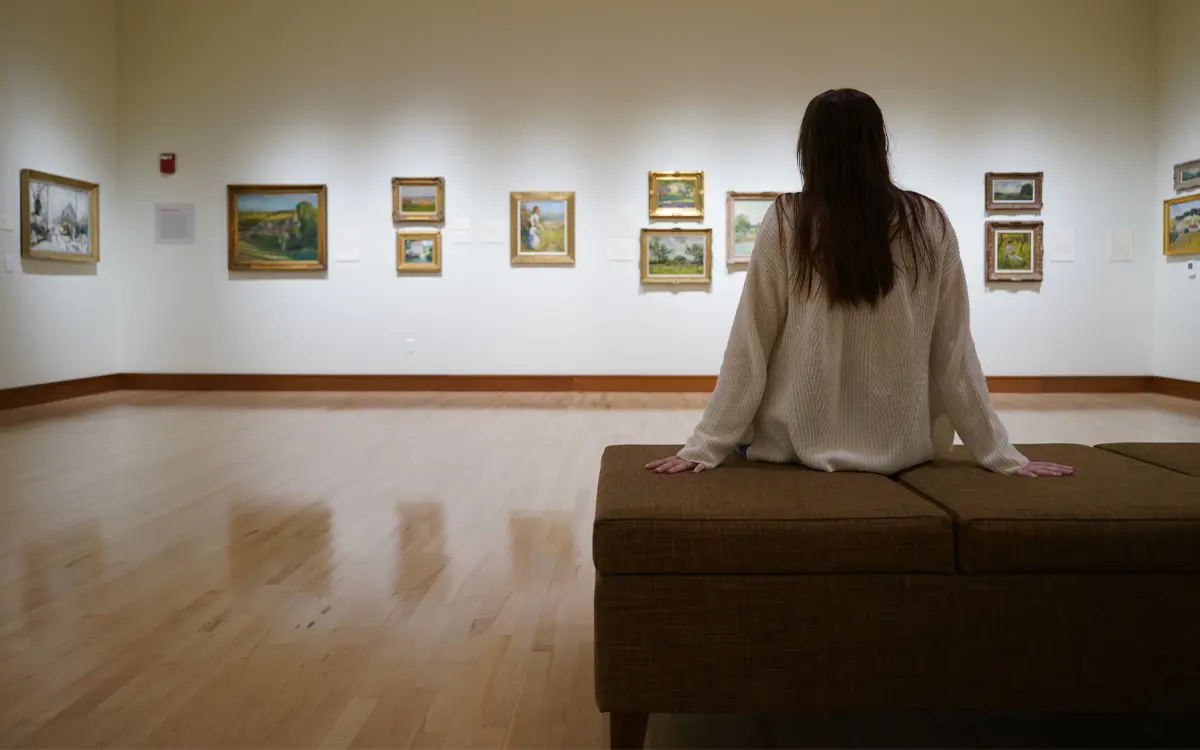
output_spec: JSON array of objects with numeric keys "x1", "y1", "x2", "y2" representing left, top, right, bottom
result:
[{"x1": 1014, "y1": 461, "x2": 1074, "y2": 478}]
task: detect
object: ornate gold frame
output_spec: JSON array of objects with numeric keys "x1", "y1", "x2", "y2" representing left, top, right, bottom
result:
[
  {"x1": 20, "y1": 169, "x2": 100, "y2": 263},
  {"x1": 227, "y1": 184, "x2": 328, "y2": 271},
  {"x1": 510, "y1": 191, "x2": 575, "y2": 266},
  {"x1": 649, "y1": 171, "x2": 704, "y2": 220},
  {"x1": 392, "y1": 177, "x2": 445, "y2": 224},
  {"x1": 1164, "y1": 194, "x2": 1200, "y2": 256},
  {"x1": 640, "y1": 227, "x2": 713, "y2": 285},
  {"x1": 1175, "y1": 158, "x2": 1200, "y2": 192},
  {"x1": 985, "y1": 172, "x2": 1043, "y2": 213},
  {"x1": 396, "y1": 231, "x2": 442, "y2": 273},
  {"x1": 725, "y1": 191, "x2": 779, "y2": 266},
  {"x1": 985, "y1": 221, "x2": 1043, "y2": 283}
]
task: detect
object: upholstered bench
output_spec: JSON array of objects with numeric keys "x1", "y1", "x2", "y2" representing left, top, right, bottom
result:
[
  {"x1": 593, "y1": 444, "x2": 1200, "y2": 750},
  {"x1": 1098, "y1": 442, "x2": 1200, "y2": 477}
]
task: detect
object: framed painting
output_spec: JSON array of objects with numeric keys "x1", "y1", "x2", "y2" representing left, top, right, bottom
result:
[
  {"x1": 510, "y1": 191, "x2": 575, "y2": 266},
  {"x1": 726, "y1": 192, "x2": 779, "y2": 266},
  {"x1": 985, "y1": 221, "x2": 1043, "y2": 282},
  {"x1": 1175, "y1": 158, "x2": 1200, "y2": 192},
  {"x1": 227, "y1": 184, "x2": 327, "y2": 271},
  {"x1": 392, "y1": 177, "x2": 445, "y2": 224},
  {"x1": 985, "y1": 172, "x2": 1043, "y2": 212},
  {"x1": 396, "y1": 231, "x2": 442, "y2": 273},
  {"x1": 649, "y1": 171, "x2": 704, "y2": 220},
  {"x1": 641, "y1": 228, "x2": 713, "y2": 285},
  {"x1": 1164, "y1": 194, "x2": 1200, "y2": 255},
  {"x1": 20, "y1": 169, "x2": 100, "y2": 263}
]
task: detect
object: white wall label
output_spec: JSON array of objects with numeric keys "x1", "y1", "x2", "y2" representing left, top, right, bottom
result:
[
  {"x1": 451, "y1": 218, "x2": 471, "y2": 231},
  {"x1": 3, "y1": 254, "x2": 16, "y2": 273},
  {"x1": 1108, "y1": 230, "x2": 1134, "y2": 262},
  {"x1": 451, "y1": 230, "x2": 471, "y2": 244},
  {"x1": 607, "y1": 237, "x2": 636, "y2": 262},
  {"x1": 154, "y1": 203, "x2": 195, "y2": 245},
  {"x1": 0, "y1": 214, "x2": 14, "y2": 232},
  {"x1": 1046, "y1": 228, "x2": 1075, "y2": 263},
  {"x1": 333, "y1": 228, "x2": 361, "y2": 263}
]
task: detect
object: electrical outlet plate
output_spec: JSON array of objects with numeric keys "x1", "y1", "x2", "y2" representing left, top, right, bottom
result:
[
  {"x1": 3, "y1": 254, "x2": 17, "y2": 273},
  {"x1": 0, "y1": 214, "x2": 14, "y2": 232}
]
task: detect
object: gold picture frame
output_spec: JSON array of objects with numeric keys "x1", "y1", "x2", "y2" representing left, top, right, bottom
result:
[
  {"x1": 1164, "y1": 194, "x2": 1200, "y2": 255},
  {"x1": 641, "y1": 228, "x2": 713, "y2": 285},
  {"x1": 392, "y1": 177, "x2": 445, "y2": 224},
  {"x1": 1175, "y1": 158, "x2": 1200, "y2": 192},
  {"x1": 726, "y1": 191, "x2": 779, "y2": 266},
  {"x1": 20, "y1": 169, "x2": 100, "y2": 263},
  {"x1": 985, "y1": 220, "x2": 1043, "y2": 283},
  {"x1": 227, "y1": 184, "x2": 328, "y2": 271},
  {"x1": 649, "y1": 170, "x2": 704, "y2": 220},
  {"x1": 396, "y1": 231, "x2": 442, "y2": 273},
  {"x1": 985, "y1": 171, "x2": 1043, "y2": 213},
  {"x1": 510, "y1": 191, "x2": 575, "y2": 266}
]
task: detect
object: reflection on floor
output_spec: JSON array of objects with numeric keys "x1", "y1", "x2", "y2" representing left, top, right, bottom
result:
[{"x1": 0, "y1": 391, "x2": 1198, "y2": 748}]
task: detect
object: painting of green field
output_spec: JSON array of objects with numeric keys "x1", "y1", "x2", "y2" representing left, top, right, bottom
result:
[
  {"x1": 400, "y1": 185, "x2": 438, "y2": 213},
  {"x1": 657, "y1": 179, "x2": 697, "y2": 209},
  {"x1": 994, "y1": 231, "x2": 1033, "y2": 272},
  {"x1": 992, "y1": 179, "x2": 1035, "y2": 203},
  {"x1": 732, "y1": 199, "x2": 772, "y2": 258},
  {"x1": 1168, "y1": 197, "x2": 1200, "y2": 253},
  {"x1": 235, "y1": 192, "x2": 320, "y2": 262},
  {"x1": 647, "y1": 234, "x2": 706, "y2": 276},
  {"x1": 518, "y1": 200, "x2": 567, "y2": 254},
  {"x1": 404, "y1": 238, "x2": 435, "y2": 263}
]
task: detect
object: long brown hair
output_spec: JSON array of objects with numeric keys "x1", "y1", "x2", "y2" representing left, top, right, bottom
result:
[{"x1": 781, "y1": 89, "x2": 941, "y2": 307}]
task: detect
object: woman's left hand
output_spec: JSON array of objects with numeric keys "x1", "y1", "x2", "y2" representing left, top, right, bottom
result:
[{"x1": 645, "y1": 456, "x2": 706, "y2": 474}]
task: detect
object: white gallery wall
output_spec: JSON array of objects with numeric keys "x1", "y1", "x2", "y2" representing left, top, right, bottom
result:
[
  {"x1": 111, "y1": 0, "x2": 1163, "y2": 377},
  {"x1": 1154, "y1": 0, "x2": 1200, "y2": 382},
  {"x1": 0, "y1": 0, "x2": 119, "y2": 389}
]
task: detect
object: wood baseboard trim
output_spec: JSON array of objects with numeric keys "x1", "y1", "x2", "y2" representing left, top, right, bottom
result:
[
  {"x1": 1153, "y1": 376, "x2": 1200, "y2": 401},
  {"x1": 0, "y1": 374, "x2": 123, "y2": 411},
  {"x1": 3, "y1": 373, "x2": 1198, "y2": 410}
]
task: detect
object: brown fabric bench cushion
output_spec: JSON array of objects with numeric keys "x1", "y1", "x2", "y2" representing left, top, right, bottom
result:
[
  {"x1": 899, "y1": 444, "x2": 1200, "y2": 573},
  {"x1": 1097, "y1": 442, "x2": 1200, "y2": 478},
  {"x1": 594, "y1": 445, "x2": 954, "y2": 575}
]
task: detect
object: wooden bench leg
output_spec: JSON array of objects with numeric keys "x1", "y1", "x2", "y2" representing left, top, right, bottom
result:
[{"x1": 610, "y1": 712, "x2": 648, "y2": 749}]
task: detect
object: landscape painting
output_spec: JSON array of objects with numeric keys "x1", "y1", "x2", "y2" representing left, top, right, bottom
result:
[
  {"x1": 227, "y1": 184, "x2": 327, "y2": 271},
  {"x1": 985, "y1": 171, "x2": 1043, "y2": 212},
  {"x1": 396, "y1": 232, "x2": 442, "y2": 273},
  {"x1": 510, "y1": 191, "x2": 575, "y2": 265},
  {"x1": 392, "y1": 177, "x2": 445, "y2": 223},
  {"x1": 1165, "y1": 194, "x2": 1200, "y2": 255},
  {"x1": 649, "y1": 171, "x2": 704, "y2": 219},
  {"x1": 641, "y1": 228, "x2": 713, "y2": 285},
  {"x1": 1175, "y1": 158, "x2": 1200, "y2": 192},
  {"x1": 726, "y1": 192, "x2": 779, "y2": 266},
  {"x1": 21, "y1": 169, "x2": 100, "y2": 262},
  {"x1": 985, "y1": 221, "x2": 1043, "y2": 282}
]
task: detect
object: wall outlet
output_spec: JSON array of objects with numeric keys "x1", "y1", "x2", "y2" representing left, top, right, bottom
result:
[
  {"x1": 3, "y1": 254, "x2": 16, "y2": 273},
  {"x1": 1188, "y1": 260, "x2": 1196, "y2": 279},
  {"x1": 0, "y1": 214, "x2": 14, "y2": 232},
  {"x1": 405, "y1": 338, "x2": 416, "y2": 354}
]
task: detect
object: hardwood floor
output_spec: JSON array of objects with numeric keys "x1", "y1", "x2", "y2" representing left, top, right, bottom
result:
[{"x1": 1, "y1": 391, "x2": 1199, "y2": 749}]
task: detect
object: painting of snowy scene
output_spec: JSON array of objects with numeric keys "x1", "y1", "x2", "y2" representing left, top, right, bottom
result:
[{"x1": 22, "y1": 170, "x2": 99, "y2": 262}]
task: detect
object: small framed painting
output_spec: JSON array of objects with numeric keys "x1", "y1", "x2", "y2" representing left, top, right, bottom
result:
[
  {"x1": 510, "y1": 191, "x2": 575, "y2": 266},
  {"x1": 726, "y1": 192, "x2": 779, "y2": 266},
  {"x1": 1164, "y1": 194, "x2": 1200, "y2": 255},
  {"x1": 397, "y1": 231, "x2": 442, "y2": 273},
  {"x1": 641, "y1": 228, "x2": 713, "y2": 285},
  {"x1": 21, "y1": 169, "x2": 100, "y2": 263},
  {"x1": 392, "y1": 177, "x2": 445, "y2": 224},
  {"x1": 649, "y1": 171, "x2": 704, "y2": 220},
  {"x1": 985, "y1": 221, "x2": 1043, "y2": 283},
  {"x1": 985, "y1": 172, "x2": 1043, "y2": 212},
  {"x1": 1175, "y1": 159, "x2": 1200, "y2": 192},
  {"x1": 228, "y1": 185, "x2": 327, "y2": 271}
]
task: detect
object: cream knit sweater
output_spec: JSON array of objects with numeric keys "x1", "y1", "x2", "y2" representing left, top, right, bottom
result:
[{"x1": 678, "y1": 197, "x2": 1029, "y2": 475}]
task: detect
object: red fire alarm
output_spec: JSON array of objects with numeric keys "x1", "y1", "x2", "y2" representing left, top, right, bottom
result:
[{"x1": 159, "y1": 153, "x2": 176, "y2": 175}]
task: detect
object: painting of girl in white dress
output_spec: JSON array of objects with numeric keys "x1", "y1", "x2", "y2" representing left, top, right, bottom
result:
[{"x1": 511, "y1": 192, "x2": 575, "y2": 266}]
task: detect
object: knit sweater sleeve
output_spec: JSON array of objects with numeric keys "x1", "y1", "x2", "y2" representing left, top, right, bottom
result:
[
  {"x1": 677, "y1": 203, "x2": 787, "y2": 468},
  {"x1": 931, "y1": 222, "x2": 1029, "y2": 474}
]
